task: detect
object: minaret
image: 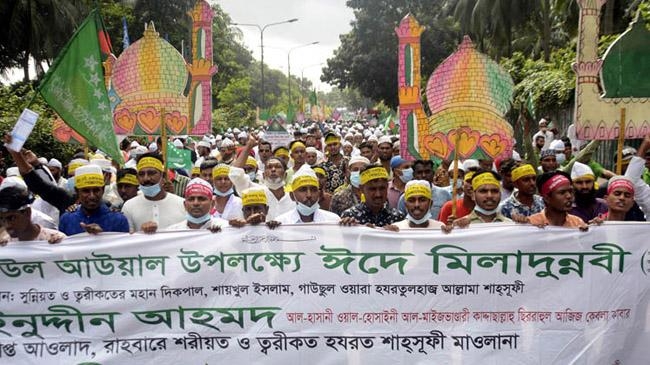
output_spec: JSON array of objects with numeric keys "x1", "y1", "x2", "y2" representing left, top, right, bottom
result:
[
  {"x1": 395, "y1": 14, "x2": 428, "y2": 160},
  {"x1": 573, "y1": 0, "x2": 649, "y2": 139},
  {"x1": 187, "y1": 0, "x2": 217, "y2": 135}
]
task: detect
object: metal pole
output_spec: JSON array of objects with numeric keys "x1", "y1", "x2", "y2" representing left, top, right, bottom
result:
[
  {"x1": 287, "y1": 52, "x2": 291, "y2": 107},
  {"x1": 260, "y1": 29, "x2": 265, "y2": 109}
]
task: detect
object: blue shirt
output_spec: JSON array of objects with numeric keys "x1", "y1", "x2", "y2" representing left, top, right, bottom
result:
[
  {"x1": 499, "y1": 191, "x2": 545, "y2": 219},
  {"x1": 59, "y1": 204, "x2": 130, "y2": 235},
  {"x1": 397, "y1": 182, "x2": 452, "y2": 221}
]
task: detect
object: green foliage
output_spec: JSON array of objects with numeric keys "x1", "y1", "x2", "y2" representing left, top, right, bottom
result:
[
  {"x1": 0, "y1": 83, "x2": 77, "y2": 168},
  {"x1": 216, "y1": 76, "x2": 255, "y2": 129}
]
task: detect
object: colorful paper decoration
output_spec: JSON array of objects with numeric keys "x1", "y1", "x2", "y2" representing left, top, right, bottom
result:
[
  {"x1": 396, "y1": 13, "x2": 514, "y2": 161},
  {"x1": 574, "y1": 0, "x2": 650, "y2": 140},
  {"x1": 106, "y1": 0, "x2": 216, "y2": 136},
  {"x1": 52, "y1": 116, "x2": 86, "y2": 144}
]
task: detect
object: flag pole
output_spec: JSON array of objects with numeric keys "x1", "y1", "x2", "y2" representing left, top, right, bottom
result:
[
  {"x1": 450, "y1": 130, "x2": 461, "y2": 217},
  {"x1": 616, "y1": 108, "x2": 626, "y2": 175},
  {"x1": 160, "y1": 108, "x2": 168, "y2": 179}
]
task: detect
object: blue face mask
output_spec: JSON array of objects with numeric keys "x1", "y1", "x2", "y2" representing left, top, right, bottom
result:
[
  {"x1": 139, "y1": 183, "x2": 161, "y2": 198},
  {"x1": 186, "y1": 213, "x2": 211, "y2": 225},
  {"x1": 399, "y1": 168, "x2": 414, "y2": 183},
  {"x1": 407, "y1": 211, "x2": 432, "y2": 225},
  {"x1": 350, "y1": 171, "x2": 361, "y2": 188},
  {"x1": 214, "y1": 187, "x2": 233, "y2": 197},
  {"x1": 474, "y1": 205, "x2": 499, "y2": 215},
  {"x1": 247, "y1": 172, "x2": 257, "y2": 181},
  {"x1": 555, "y1": 153, "x2": 566, "y2": 164},
  {"x1": 296, "y1": 202, "x2": 320, "y2": 216}
]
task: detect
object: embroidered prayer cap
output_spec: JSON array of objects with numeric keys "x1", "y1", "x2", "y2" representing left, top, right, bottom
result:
[
  {"x1": 621, "y1": 146, "x2": 637, "y2": 162},
  {"x1": 540, "y1": 149, "x2": 556, "y2": 159},
  {"x1": 74, "y1": 165, "x2": 105, "y2": 189},
  {"x1": 404, "y1": 180, "x2": 431, "y2": 200},
  {"x1": 220, "y1": 139, "x2": 235, "y2": 148},
  {"x1": 570, "y1": 161, "x2": 595, "y2": 181}
]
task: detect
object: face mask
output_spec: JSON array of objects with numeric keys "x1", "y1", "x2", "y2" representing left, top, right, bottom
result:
[
  {"x1": 186, "y1": 213, "x2": 211, "y2": 225},
  {"x1": 247, "y1": 172, "x2": 257, "y2": 181},
  {"x1": 296, "y1": 202, "x2": 320, "y2": 216},
  {"x1": 474, "y1": 205, "x2": 499, "y2": 216},
  {"x1": 139, "y1": 183, "x2": 161, "y2": 198},
  {"x1": 214, "y1": 187, "x2": 233, "y2": 197},
  {"x1": 399, "y1": 168, "x2": 413, "y2": 183},
  {"x1": 264, "y1": 177, "x2": 284, "y2": 190},
  {"x1": 350, "y1": 171, "x2": 361, "y2": 188},
  {"x1": 407, "y1": 211, "x2": 432, "y2": 225},
  {"x1": 555, "y1": 153, "x2": 566, "y2": 164}
]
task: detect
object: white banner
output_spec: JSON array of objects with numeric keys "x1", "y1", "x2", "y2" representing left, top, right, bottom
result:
[{"x1": 0, "y1": 223, "x2": 649, "y2": 364}]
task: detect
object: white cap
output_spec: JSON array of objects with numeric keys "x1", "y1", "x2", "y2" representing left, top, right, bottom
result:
[
  {"x1": 549, "y1": 139, "x2": 565, "y2": 151},
  {"x1": 233, "y1": 128, "x2": 241, "y2": 134},
  {"x1": 220, "y1": 139, "x2": 235, "y2": 148},
  {"x1": 293, "y1": 163, "x2": 317, "y2": 181},
  {"x1": 130, "y1": 141, "x2": 140, "y2": 148},
  {"x1": 173, "y1": 139, "x2": 183, "y2": 148},
  {"x1": 0, "y1": 176, "x2": 27, "y2": 191},
  {"x1": 133, "y1": 146, "x2": 148, "y2": 156},
  {"x1": 368, "y1": 135, "x2": 378, "y2": 142},
  {"x1": 348, "y1": 156, "x2": 370, "y2": 167},
  {"x1": 198, "y1": 140, "x2": 211, "y2": 148},
  {"x1": 48, "y1": 158, "x2": 63, "y2": 169},
  {"x1": 448, "y1": 162, "x2": 466, "y2": 172},
  {"x1": 571, "y1": 161, "x2": 595, "y2": 180},
  {"x1": 37, "y1": 157, "x2": 48, "y2": 165},
  {"x1": 378, "y1": 136, "x2": 392, "y2": 146},
  {"x1": 462, "y1": 159, "x2": 479, "y2": 171},
  {"x1": 239, "y1": 132, "x2": 248, "y2": 139},
  {"x1": 305, "y1": 147, "x2": 318, "y2": 154},
  {"x1": 124, "y1": 159, "x2": 137, "y2": 169},
  {"x1": 538, "y1": 118, "x2": 548, "y2": 126},
  {"x1": 90, "y1": 157, "x2": 115, "y2": 174},
  {"x1": 75, "y1": 164, "x2": 103, "y2": 177},
  {"x1": 148, "y1": 142, "x2": 158, "y2": 151},
  {"x1": 6, "y1": 167, "x2": 20, "y2": 177}
]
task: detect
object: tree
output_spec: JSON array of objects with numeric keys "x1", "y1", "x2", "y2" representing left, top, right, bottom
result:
[
  {"x1": 322, "y1": 0, "x2": 458, "y2": 108},
  {"x1": 1, "y1": 0, "x2": 83, "y2": 81}
]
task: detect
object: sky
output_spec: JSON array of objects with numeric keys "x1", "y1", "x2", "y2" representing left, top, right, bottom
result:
[{"x1": 215, "y1": 0, "x2": 354, "y2": 92}]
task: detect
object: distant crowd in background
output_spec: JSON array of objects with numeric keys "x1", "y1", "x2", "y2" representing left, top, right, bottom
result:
[{"x1": 2, "y1": 117, "x2": 650, "y2": 245}]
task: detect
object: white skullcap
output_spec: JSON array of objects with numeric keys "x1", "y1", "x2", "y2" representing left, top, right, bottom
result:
[
  {"x1": 124, "y1": 159, "x2": 137, "y2": 169},
  {"x1": 0, "y1": 176, "x2": 27, "y2": 191},
  {"x1": 549, "y1": 139, "x2": 565, "y2": 151},
  {"x1": 233, "y1": 128, "x2": 241, "y2": 134},
  {"x1": 90, "y1": 157, "x2": 115, "y2": 174},
  {"x1": 6, "y1": 167, "x2": 20, "y2": 177},
  {"x1": 239, "y1": 132, "x2": 248, "y2": 139},
  {"x1": 305, "y1": 147, "x2": 318, "y2": 154},
  {"x1": 462, "y1": 159, "x2": 479, "y2": 171},
  {"x1": 48, "y1": 158, "x2": 62, "y2": 169},
  {"x1": 37, "y1": 157, "x2": 48, "y2": 165},
  {"x1": 173, "y1": 139, "x2": 183, "y2": 148},
  {"x1": 130, "y1": 141, "x2": 140, "y2": 148},
  {"x1": 343, "y1": 141, "x2": 353, "y2": 147},
  {"x1": 538, "y1": 118, "x2": 548, "y2": 126},
  {"x1": 148, "y1": 142, "x2": 158, "y2": 151},
  {"x1": 448, "y1": 162, "x2": 466, "y2": 172},
  {"x1": 197, "y1": 140, "x2": 211, "y2": 148},
  {"x1": 348, "y1": 156, "x2": 370, "y2": 167},
  {"x1": 133, "y1": 146, "x2": 148, "y2": 155},
  {"x1": 571, "y1": 161, "x2": 595, "y2": 180},
  {"x1": 216, "y1": 135, "x2": 223, "y2": 141},
  {"x1": 368, "y1": 135, "x2": 378, "y2": 142},
  {"x1": 378, "y1": 136, "x2": 392, "y2": 146},
  {"x1": 220, "y1": 139, "x2": 234, "y2": 148},
  {"x1": 75, "y1": 164, "x2": 103, "y2": 177}
]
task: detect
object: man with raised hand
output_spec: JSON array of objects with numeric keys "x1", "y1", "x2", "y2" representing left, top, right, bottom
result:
[
  {"x1": 276, "y1": 165, "x2": 340, "y2": 224},
  {"x1": 229, "y1": 187, "x2": 281, "y2": 230},
  {"x1": 121, "y1": 153, "x2": 185, "y2": 233},
  {"x1": 340, "y1": 163, "x2": 405, "y2": 227},
  {"x1": 167, "y1": 178, "x2": 227, "y2": 231}
]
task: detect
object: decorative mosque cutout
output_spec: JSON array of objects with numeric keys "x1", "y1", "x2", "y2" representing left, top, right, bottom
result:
[
  {"x1": 52, "y1": 0, "x2": 216, "y2": 142},
  {"x1": 574, "y1": 0, "x2": 650, "y2": 140},
  {"x1": 396, "y1": 14, "x2": 515, "y2": 162}
]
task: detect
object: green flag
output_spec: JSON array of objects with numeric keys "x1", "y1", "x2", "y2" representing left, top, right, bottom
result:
[
  {"x1": 309, "y1": 89, "x2": 318, "y2": 106},
  {"x1": 166, "y1": 142, "x2": 192, "y2": 170},
  {"x1": 525, "y1": 92, "x2": 536, "y2": 120},
  {"x1": 38, "y1": 10, "x2": 123, "y2": 163}
]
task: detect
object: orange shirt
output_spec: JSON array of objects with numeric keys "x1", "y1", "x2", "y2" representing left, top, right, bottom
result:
[
  {"x1": 438, "y1": 199, "x2": 473, "y2": 223},
  {"x1": 528, "y1": 210, "x2": 588, "y2": 229}
]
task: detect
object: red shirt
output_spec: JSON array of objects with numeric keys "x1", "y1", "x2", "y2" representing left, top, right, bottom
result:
[{"x1": 438, "y1": 199, "x2": 473, "y2": 223}]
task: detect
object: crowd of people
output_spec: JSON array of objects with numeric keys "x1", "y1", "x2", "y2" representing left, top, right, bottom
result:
[{"x1": 1, "y1": 117, "x2": 649, "y2": 245}]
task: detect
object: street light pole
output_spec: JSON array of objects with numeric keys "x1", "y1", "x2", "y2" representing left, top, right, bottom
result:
[
  {"x1": 287, "y1": 41, "x2": 319, "y2": 108},
  {"x1": 232, "y1": 18, "x2": 298, "y2": 109}
]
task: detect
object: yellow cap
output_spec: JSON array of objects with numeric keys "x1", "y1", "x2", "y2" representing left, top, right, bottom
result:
[
  {"x1": 511, "y1": 164, "x2": 536, "y2": 182},
  {"x1": 137, "y1": 157, "x2": 164, "y2": 172},
  {"x1": 242, "y1": 188, "x2": 267, "y2": 207},
  {"x1": 212, "y1": 164, "x2": 230, "y2": 178},
  {"x1": 471, "y1": 172, "x2": 500, "y2": 191},
  {"x1": 245, "y1": 156, "x2": 258, "y2": 168},
  {"x1": 360, "y1": 166, "x2": 389, "y2": 185},
  {"x1": 117, "y1": 173, "x2": 138, "y2": 186},
  {"x1": 404, "y1": 181, "x2": 431, "y2": 200}
]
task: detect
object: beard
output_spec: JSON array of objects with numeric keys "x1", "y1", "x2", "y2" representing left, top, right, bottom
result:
[{"x1": 574, "y1": 188, "x2": 596, "y2": 207}]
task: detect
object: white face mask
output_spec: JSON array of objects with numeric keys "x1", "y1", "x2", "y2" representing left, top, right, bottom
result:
[
  {"x1": 296, "y1": 202, "x2": 320, "y2": 216},
  {"x1": 556, "y1": 153, "x2": 566, "y2": 164}
]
